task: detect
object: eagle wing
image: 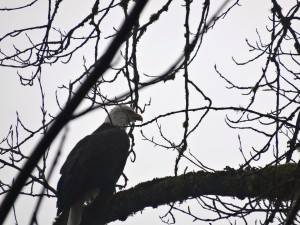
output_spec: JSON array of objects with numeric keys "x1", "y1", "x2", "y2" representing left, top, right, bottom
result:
[{"x1": 56, "y1": 126, "x2": 130, "y2": 214}]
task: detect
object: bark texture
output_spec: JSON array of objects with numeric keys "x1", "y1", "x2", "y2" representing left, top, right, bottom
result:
[{"x1": 53, "y1": 163, "x2": 300, "y2": 225}]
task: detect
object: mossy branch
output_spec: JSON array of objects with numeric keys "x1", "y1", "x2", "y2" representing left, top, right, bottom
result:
[{"x1": 54, "y1": 163, "x2": 300, "y2": 225}]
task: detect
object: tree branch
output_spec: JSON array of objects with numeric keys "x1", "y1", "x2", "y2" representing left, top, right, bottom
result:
[
  {"x1": 0, "y1": 1, "x2": 148, "y2": 224},
  {"x1": 54, "y1": 163, "x2": 300, "y2": 225}
]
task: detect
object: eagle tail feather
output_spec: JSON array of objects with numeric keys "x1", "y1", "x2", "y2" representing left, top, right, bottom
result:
[{"x1": 67, "y1": 202, "x2": 83, "y2": 225}]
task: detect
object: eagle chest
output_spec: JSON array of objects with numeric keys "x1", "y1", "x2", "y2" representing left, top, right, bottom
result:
[{"x1": 81, "y1": 128, "x2": 130, "y2": 187}]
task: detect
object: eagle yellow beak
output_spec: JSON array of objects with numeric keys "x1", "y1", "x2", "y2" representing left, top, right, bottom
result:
[{"x1": 134, "y1": 113, "x2": 143, "y2": 122}]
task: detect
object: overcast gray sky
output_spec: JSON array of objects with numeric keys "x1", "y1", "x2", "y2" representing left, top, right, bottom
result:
[{"x1": 0, "y1": 0, "x2": 297, "y2": 224}]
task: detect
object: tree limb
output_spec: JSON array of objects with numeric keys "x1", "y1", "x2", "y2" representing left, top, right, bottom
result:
[
  {"x1": 0, "y1": 1, "x2": 148, "y2": 224},
  {"x1": 54, "y1": 163, "x2": 300, "y2": 225}
]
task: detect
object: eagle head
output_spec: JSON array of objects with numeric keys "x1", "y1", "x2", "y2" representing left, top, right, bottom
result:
[{"x1": 104, "y1": 105, "x2": 143, "y2": 128}]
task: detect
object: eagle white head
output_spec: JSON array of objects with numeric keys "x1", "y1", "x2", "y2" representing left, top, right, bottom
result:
[{"x1": 104, "y1": 105, "x2": 143, "y2": 128}]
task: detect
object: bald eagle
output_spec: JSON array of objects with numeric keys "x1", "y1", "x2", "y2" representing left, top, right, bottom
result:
[{"x1": 56, "y1": 105, "x2": 143, "y2": 225}]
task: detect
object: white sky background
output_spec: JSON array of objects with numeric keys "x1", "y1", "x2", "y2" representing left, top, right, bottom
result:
[{"x1": 0, "y1": 0, "x2": 298, "y2": 225}]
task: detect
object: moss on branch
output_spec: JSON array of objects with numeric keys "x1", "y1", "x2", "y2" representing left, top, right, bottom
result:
[{"x1": 54, "y1": 163, "x2": 300, "y2": 225}]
